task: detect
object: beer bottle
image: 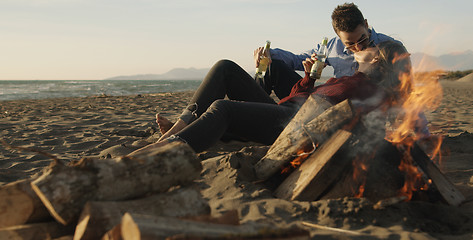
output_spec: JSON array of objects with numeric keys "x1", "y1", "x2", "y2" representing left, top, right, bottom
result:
[
  {"x1": 309, "y1": 37, "x2": 328, "y2": 80},
  {"x1": 255, "y1": 40, "x2": 271, "y2": 80}
]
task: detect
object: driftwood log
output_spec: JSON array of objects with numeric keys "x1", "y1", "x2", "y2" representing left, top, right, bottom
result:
[
  {"x1": 103, "y1": 213, "x2": 310, "y2": 240},
  {"x1": 31, "y1": 142, "x2": 202, "y2": 225},
  {"x1": 73, "y1": 186, "x2": 210, "y2": 240},
  {"x1": 0, "y1": 178, "x2": 51, "y2": 228},
  {"x1": 274, "y1": 129, "x2": 353, "y2": 200},
  {"x1": 255, "y1": 99, "x2": 354, "y2": 180},
  {"x1": 0, "y1": 221, "x2": 73, "y2": 240}
]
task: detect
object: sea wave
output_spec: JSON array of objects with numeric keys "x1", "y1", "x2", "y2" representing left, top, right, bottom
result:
[{"x1": 0, "y1": 80, "x2": 202, "y2": 101}]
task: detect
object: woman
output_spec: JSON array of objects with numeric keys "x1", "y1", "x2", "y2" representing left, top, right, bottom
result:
[{"x1": 129, "y1": 40, "x2": 410, "y2": 156}]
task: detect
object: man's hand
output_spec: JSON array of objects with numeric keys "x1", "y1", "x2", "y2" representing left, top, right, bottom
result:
[{"x1": 253, "y1": 47, "x2": 271, "y2": 68}]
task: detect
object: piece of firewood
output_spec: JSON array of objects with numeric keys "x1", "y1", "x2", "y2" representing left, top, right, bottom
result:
[
  {"x1": 104, "y1": 213, "x2": 310, "y2": 240},
  {"x1": 0, "y1": 221, "x2": 74, "y2": 240},
  {"x1": 255, "y1": 98, "x2": 354, "y2": 181},
  {"x1": 73, "y1": 186, "x2": 210, "y2": 240},
  {"x1": 410, "y1": 143, "x2": 466, "y2": 206},
  {"x1": 303, "y1": 100, "x2": 355, "y2": 143},
  {"x1": 254, "y1": 95, "x2": 332, "y2": 181},
  {"x1": 320, "y1": 139, "x2": 405, "y2": 202},
  {"x1": 274, "y1": 129, "x2": 353, "y2": 201},
  {"x1": 0, "y1": 178, "x2": 51, "y2": 228},
  {"x1": 31, "y1": 142, "x2": 202, "y2": 225}
]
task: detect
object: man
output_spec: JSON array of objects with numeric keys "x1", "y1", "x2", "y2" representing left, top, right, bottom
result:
[
  {"x1": 256, "y1": 2, "x2": 401, "y2": 100},
  {"x1": 255, "y1": 2, "x2": 430, "y2": 138}
]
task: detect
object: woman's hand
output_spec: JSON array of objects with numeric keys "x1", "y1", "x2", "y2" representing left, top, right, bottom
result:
[{"x1": 302, "y1": 53, "x2": 318, "y2": 73}]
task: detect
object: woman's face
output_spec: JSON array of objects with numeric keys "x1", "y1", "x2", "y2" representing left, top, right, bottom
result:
[{"x1": 354, "y1": 46, "x2": 380, "y2": 73}]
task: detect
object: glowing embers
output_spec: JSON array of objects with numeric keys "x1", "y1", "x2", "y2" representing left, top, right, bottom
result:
[{"x1": 280, "y1": 143, "x2": 317, "y2": 174}]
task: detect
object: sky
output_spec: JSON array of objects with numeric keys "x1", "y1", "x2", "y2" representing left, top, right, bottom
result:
[{"x1": 0, "y1": 0, "x2": 472, "y2": 80}]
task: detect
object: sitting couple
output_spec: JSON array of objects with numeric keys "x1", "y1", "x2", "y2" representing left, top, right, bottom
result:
[{"x1": 129, "y1": 40, "x2": 411, "y2": 156}]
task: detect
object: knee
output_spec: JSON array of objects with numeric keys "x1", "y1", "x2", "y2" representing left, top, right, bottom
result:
[
  {"x1": 213, "y1": 59, "x2": 239, "y2": 71},
  {"x1": 208, "y1": 99, "x2": 229, "y2": 111},
  {"x1": 205, "y1": 99, "x2": 232, "y2": 117}
]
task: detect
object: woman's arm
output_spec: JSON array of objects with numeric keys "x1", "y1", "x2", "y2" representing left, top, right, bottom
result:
[{"x1": 287, "y1": 54, "x2": 318, "y2": 95}]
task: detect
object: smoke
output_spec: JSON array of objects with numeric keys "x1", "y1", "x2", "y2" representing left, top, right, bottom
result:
[{"x1": 348, "y1": 90, "x2": 402, "y2": 158}]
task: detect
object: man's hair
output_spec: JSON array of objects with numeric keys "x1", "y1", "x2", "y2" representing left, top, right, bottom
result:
[{"x1": 331, "y1": 3, "x2": 365, "y2": 33}]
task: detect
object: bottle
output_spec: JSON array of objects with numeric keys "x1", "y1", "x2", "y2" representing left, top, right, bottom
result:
[
  {"x1": 255, "y1": 40, "x2": 271, "y2": 79},
  {"x1": 309, "y1": 37, "x2": 328, "y2": 80}
]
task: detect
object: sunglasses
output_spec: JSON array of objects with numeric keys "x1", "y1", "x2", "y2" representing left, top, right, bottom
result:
[{"x1": 345, "y1": 35, "x2": 374, "y2": 51}]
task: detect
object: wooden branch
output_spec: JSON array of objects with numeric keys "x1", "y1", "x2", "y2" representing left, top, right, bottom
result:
[
  {"x1": 274, "y1": 129, "x2": 353, "y2": 201},
  {"x1": 31, "y1": 142, "x2": 202, "y2": 225},
  {"x1": 255, "y1": 98, "x2": 354, "y2": 181},
  {"x1": 303, "y1": 99, "x2": 355, "y2": 144},
  {"x1": 0, "y1": 178, "x2": 51, "y2": 228},
  {"x1": 320, "y1": 139, "x2": 405, "y2": 202},
  {"x1": 0, "y1": 222, "x2": 74, "y2": 240},
  {"x1": 74, "y1": 186, "x2": 210, "y2": 240},
  {"x1": 254, "y1": 95, "x2": 332, "y2": 181},
  {"x1": 410, "y1": 143, "x2": 466, "y2": 206},
  {"x1": 103, "y1": 213, "x2": 310, "y2": 240},
  {"x1": 301, "y1": 221, "x2": 363, "y2": 236}
]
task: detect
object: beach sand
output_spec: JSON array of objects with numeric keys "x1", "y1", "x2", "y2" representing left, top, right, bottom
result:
[{"x1": 1, "y1": 80, "x2": 472, "y2": 239}]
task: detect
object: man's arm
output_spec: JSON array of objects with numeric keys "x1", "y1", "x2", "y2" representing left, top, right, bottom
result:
[{"x1": 270, "y1": 48, "x2": 316, "y2": 71}]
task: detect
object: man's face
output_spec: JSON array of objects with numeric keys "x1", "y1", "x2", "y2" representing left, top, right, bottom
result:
[{"x1": 338, "y1": 23, "x2": 371, "y2": 53}]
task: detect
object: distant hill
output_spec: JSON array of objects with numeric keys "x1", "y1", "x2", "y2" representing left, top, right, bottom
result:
[
  {"x1": 411, "y1": 50, "x2": 473, "y2": 72},
  {"x1": 106, "y1": 66, "x2": 331, "y2": 80},
  {"x1": 106, "y1": 50, "x2": 473, "y2": 80},
  {"x1": 105, "y1": 67, "x2": 210, "y2": 80}
]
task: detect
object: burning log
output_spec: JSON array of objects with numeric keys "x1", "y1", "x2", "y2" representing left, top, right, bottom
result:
[
  {"x1": 254, "y1": 95, "x2": 332, "y2": 180},
  {"x1": 274, "y1": 129, "x2": 353, "y2": 200},
  {"x1": 31, "y1": 142, "x2": 202, "y2": 226},
  {"x1": 73, "y1": 186, "x2": 210, "y2": 240},
  {"x1": 320, "y1": 139, "x2": 405, "y2": 201},
  {"x1": 409, "y1": 143, "x2": 465, "y2": 206},
  {"x1": 103, "y1": 213, "x2": 310, "y2": 240},
  {"x1": 274, "y1": 112, "x2": 462, "y2": 204},
  {"x1": 0, "y1": 178, "x2": 51, "y2": 228},
  {"x1": 255, "y1": 98, "x2": 355, "y2": 180},
  {"x1": 0, "y1": 221, "x2": 74, "y2": 240}
]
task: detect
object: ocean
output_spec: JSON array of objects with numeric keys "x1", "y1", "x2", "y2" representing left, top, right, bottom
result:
[{"x1": 0, "y1": 80, "x2": 203, "y2": 101}]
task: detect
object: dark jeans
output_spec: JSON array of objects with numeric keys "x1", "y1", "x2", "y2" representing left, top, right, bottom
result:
[
  {"x1": 175, "y1": 59, "x2": 299, "y2": 152},
  {"x1": 256, "y1": 59, "x2": 303, "y2": 100}
]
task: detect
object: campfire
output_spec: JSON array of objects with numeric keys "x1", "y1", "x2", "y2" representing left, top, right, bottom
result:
[{"x1": 255, "y1": 62, "x2": 465, "y2": 206}]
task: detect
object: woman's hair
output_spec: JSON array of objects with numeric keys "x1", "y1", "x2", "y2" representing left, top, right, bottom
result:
[
  {"x1": 374, "y1": 40, "x2": 413, "y2": 101},
  {"x1": 331, "y1": 3, "x2": 365, "y2": 33}
]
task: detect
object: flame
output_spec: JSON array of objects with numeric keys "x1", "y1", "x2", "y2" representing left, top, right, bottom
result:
[
  {"x1": 351, "y1": 154, "x2": 371, "y2": 198},
  {"x1": 385, "y1": 69, "x2": 444, "y2": 144},
  {"x1": 384, "y1": 54, "x2": 445, "y2": 199},
  {"x1": 280, "y1": 144, "x2": 316, "y2": 174},
  {"x1": 421, "y1": 134, "x2": 444, "y2": 167},
  {"x1": 396, "y1": 145, "x2": 429, "y2": 200}
]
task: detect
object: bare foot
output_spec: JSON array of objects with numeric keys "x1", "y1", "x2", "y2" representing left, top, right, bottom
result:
[
  {"x1": 158, "y1": 119, "x2": 188, "y2": 142},
  {"x1": 156, "y1": 113, "x2": 174, "y2": 135}
]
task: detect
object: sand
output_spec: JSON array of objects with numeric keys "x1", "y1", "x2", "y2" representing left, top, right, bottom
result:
[
  {"x1": 456, "y1": 73, "x2": 473, "y2": 83},
  {"x1": 1, "y1": 80, "x2": 473, "y2": 239}
]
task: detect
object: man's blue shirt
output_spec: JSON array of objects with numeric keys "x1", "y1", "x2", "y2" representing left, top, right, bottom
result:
[
  {"x1": 270, "y1": 27, "x2": 401, "y2": 78},
  {"x1": 269, "y1": 28, "x2": 429, "y2": 138}
]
